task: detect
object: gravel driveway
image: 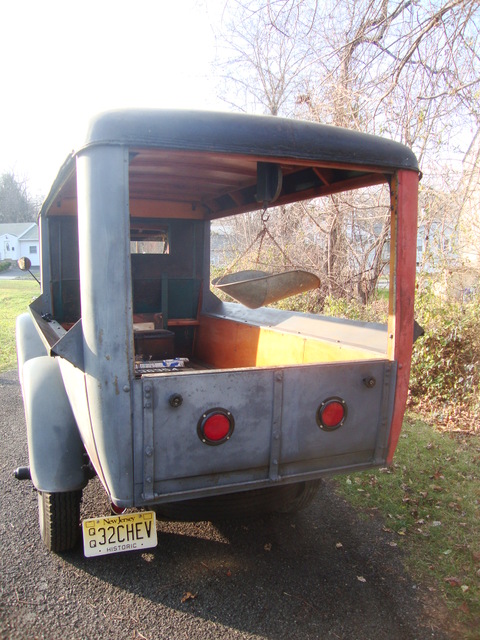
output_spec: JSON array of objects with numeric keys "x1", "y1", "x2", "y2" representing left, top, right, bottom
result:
[{"x1": 0, "y1": 369, "x2": 450, "y2": 640}]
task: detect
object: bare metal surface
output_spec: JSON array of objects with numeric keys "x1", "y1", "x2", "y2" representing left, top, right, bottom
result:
[{"x1": 212, "y1": 270, "x2": 320, "y2": 309}]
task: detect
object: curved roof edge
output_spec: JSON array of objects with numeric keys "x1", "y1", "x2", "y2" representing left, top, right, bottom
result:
[{"x1": 81, "y1": 109, "x2": 419, "y2": 172}]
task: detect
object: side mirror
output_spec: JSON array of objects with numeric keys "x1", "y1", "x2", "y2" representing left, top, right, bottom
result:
[
  {"x1": 17, "y1": 256, "x2": 40, "y2": 285},
  {"x1": 17, "y1": 257, "x2": 32, "y2": 271}
]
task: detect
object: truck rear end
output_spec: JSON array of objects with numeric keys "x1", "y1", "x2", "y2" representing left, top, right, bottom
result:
[{"x1": 16, "y1": 110, "x2": 419, "y2": 553}]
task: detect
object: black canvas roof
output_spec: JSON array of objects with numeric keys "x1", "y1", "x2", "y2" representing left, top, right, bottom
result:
[{"x1": 82, "y1": 109, "x2": 418, "y2": 172}]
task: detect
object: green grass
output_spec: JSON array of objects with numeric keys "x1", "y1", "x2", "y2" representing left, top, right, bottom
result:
[
  {"x1": 334, "y1": 415, "x2": 480, "y2": 635},
  {"x1": 0, "y1": 280, "x2": 39, "y2": 371}
]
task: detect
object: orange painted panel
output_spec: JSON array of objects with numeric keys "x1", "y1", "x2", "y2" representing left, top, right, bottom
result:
[{"x1": 196, "y1": 315, "x2": 384, "y2": 369}]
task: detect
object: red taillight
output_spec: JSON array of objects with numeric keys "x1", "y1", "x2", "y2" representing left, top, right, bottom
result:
[
  {"x1": 198, "y1": 408, "x2": 235, "y2": 445},
  {"x1": 317, "y1": 397, "x2": 347, "y2": 431},
  {"x1": 111, "y1": 502, "x2": 127, "y2": 515}
]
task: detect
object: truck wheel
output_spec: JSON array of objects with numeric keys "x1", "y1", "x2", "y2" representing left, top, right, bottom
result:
[
  {"x1": 38, "y1": 490, "x2": 82, "y2": 552},
  {"x1": 275, "y1": 480, "x2": 322, "y2": 513}
]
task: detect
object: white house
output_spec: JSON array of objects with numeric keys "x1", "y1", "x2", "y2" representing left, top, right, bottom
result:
[{"x1": 0, "y1": 222, "x2": 40, "y2": 267}]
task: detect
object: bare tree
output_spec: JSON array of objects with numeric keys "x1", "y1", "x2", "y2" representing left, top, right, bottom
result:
[
  {"x1": 0, "y1": 172, "x2": 38, "y2": 223},
  {"x1": 213, "y1": 0, "x2": 480, "y2": 307}
]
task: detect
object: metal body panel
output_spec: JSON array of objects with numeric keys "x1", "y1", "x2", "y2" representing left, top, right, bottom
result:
[
  {"x1": 75, "y1": 145, "x2": 135, "y2": 504},
  {"x1": 38, "y1": 216, "x2": 52, "y2": 315},
  {"x1": 21, "y1": 356, "x2": 86, "y2": 492},
  {"x1": 16, "y1": 313, "x2": 48, "y2": 388},
  {"x1": 58, "y1": 358, "x2": 109, "y2": 492},
  {"x1": 132, "y1": 360, "x2": 395, "y2": 505},
  {"x1": 280, "y1": 361, "x2": 394, "y2": 462}
]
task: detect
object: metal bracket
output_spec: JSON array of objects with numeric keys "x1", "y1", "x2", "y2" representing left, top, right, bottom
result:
[
  {"x1": 268, "y1": 370, "x2": 284, "y2": 480},
  {"x1": 373, "y1": 361, "x2": 397, "y2": 463},
  {"x1": 142, "y1": 381, "x2": 155, "y2": 501}
]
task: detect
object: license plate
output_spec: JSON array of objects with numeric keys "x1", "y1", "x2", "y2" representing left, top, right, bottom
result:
[{"x1": 82, "y1": 511, "x2": 157, "y2": 558}]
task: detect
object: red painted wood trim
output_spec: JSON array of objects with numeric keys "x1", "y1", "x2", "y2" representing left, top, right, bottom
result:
[{"x1": 387, "y1": 170, "x2": 419, "y2": 462}]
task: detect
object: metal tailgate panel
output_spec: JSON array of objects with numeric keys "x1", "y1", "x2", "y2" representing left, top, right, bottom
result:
[
  {"x1": 280, "y1": 360, "x2": 394, "y2": 471},
  {"x1": 137, "y1": 369, "x2": 274, "y2": 500},
  {"x1": 134, "y1": 360, "x2": 395, "y2": 504}
]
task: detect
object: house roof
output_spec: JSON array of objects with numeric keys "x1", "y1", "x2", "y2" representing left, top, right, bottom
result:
[{"x1": 0, "y1": 222, "x2": 38, "y2": 240}]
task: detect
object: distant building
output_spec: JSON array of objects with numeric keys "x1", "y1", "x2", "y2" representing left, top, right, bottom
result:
[
  {"x1": 459, "y1": 131, "x2": 480, "y2": 268},
  {"x1": 0, "y1": 222, "x2": 40, "y2": 266}
]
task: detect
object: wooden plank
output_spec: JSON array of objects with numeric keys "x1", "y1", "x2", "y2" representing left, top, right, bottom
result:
[{"x1": 386, "y1": 169, "x2": 419, "y2": 463}]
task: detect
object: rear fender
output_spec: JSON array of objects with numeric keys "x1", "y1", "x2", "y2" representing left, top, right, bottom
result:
[
  {"x1": 22, "y1": 356, "x2": 87, "y2": 492},
  {"x1": 16, "y1": 312, "x2": 47, "y2": 389}
]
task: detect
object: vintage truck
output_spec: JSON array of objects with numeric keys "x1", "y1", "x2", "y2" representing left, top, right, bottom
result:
[{"x1": 15, "y1": 109, "x2": 419, "y2": 555}]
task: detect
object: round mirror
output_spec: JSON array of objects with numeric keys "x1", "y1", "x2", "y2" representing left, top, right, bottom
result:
[{"x1": 17, "y1": 257, "x2": 32, "y2": 271}]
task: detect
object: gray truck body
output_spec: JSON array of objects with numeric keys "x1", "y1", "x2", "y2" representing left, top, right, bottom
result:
[{"x1": 16, "y1": 109, "x2": 418, "y2": 513}]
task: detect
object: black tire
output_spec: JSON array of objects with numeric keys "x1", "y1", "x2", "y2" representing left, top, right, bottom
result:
[
  {"x1": 275, "y1": 480, "x2": 322, "y2": 513},
  {"x1": 38, "y1": 490, "x2": 82, "y2": 553},
  {"x1": 155, "y1": 480, "x2": 321, "y2": 521}
]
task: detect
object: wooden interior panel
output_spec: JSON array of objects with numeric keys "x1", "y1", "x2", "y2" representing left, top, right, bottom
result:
[{"x1": 195, "y1": 315, "x2": 385, "y2": 369}]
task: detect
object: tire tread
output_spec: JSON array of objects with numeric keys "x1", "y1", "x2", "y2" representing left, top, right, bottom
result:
[{"x1": 38, "y1": 491, "x2": 82, "y2": 553}]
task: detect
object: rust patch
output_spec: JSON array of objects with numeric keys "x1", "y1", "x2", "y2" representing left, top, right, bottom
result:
[{"x1": 114, "y1": 376, "x2": 120, "y2": 395}]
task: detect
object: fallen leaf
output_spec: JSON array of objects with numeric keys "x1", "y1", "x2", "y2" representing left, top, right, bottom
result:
[
  {"x1": 357, "y1": 576, "x2": 367, "y2": 583},
  {"x1": 458, "y1": 602, "x2": 470, "y2": 614},
  {"x1": 264, "y1": 543, "x2": 272, "y2": 552},
  {"x1": 226, "y1": 570, "x2": 232, "y2": 577},
  {"x1": 335, "y1": 542, "x2": 343, "y2": 549},
  {"x1": 461, "y1": 585, "x2": 469, "y2": 593},
  {"x1": 181, "y1": 592, "x2": 198, "y2": 603},
  {"x1": 444, "y1": 577, "x2": 461, "y2": 587}
]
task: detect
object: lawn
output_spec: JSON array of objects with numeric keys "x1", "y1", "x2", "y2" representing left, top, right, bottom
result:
[
  {"x1": 0, "y1": 280, "x2": 39, "y2": 372},
  {"x1": 334, "y1": 416, "x2": 480, "y2": 636}
]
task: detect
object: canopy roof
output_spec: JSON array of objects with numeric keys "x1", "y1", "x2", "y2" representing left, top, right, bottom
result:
[{"x1": 42, "y1": 109, "x2": 419, "y2": 220}]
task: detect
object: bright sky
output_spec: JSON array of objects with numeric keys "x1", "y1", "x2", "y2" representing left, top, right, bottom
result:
[{"x1": 0, "y1": 0, "x2": 227, "y2": 200}]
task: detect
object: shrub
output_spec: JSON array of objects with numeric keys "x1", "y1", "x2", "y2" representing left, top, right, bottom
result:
[
  {"x1": 0, "y1": 260, "x2": 12, "y2": 273},
  {"x1": 409, "y1": 286, "x2": 480, "y2": 416}
]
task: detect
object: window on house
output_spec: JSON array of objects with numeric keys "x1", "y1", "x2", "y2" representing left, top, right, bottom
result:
[{"x1": 29, "y1": 246, "x2": 37, "y2": 254}]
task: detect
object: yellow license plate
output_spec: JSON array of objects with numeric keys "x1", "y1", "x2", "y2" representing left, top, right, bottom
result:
[{"x1": 82, "y1": 511, "x2": 157, "y2": 557}]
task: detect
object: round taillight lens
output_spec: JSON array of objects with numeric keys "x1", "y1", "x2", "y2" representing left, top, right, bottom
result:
[
  {"x1": 198, "y1": 408, "x2": 235, "y2": 445},
  {"x1": 317, "y1": 397, "x2": 347, "y2": 431}
]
